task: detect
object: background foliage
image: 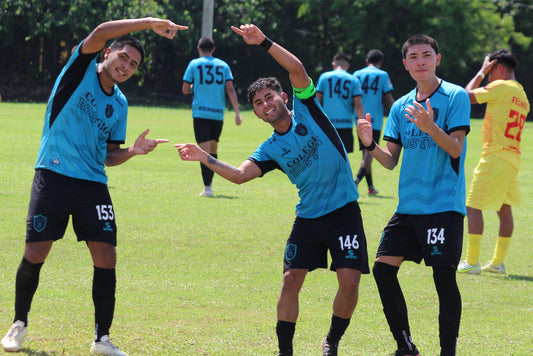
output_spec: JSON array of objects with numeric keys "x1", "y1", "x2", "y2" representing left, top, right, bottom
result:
[{"x1": 0, "y1": 0, "x2": 531, "y2": 118}]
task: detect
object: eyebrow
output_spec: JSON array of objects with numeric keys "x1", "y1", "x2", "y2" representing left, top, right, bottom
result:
[{"x1": 119, "y1": 51, "x2": 139, "y2": 68}]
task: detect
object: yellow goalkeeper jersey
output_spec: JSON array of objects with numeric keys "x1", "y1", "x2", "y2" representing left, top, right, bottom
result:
[{"x1": 473, "y1": 79, "x2": 530, "y2": 169}]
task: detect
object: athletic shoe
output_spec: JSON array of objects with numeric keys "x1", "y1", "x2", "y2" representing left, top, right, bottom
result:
[
  {"x1": 457, "y1": 260, "x2": 481, "y2": 274},
  {"x1": 392, "y1": 346, "x2": 421, "y2": 356},
  {"x1": 1, "y1": 320, "x2": 27, "y2": 352},
  {"x1": 481, "y1": 262, "x2": 506, "y2": 274},
  {"x1": 90, "y1": 335, "x2": 127, "y2": 356},
  {"x1": 322, "y1": 337, "x2": 338, "y2": 356},
  {"x1": 368, "y1": 187, "x2": 379, "y2": 195},
  {"x1": 199, "y1": 186, "x2": 213, "y2": 197}
]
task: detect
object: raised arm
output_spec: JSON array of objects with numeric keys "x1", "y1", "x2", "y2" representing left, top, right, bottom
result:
[
  {"x1": 231, "y1": 24, "x2": 310, "y2": 89},
  {"x1": 175, "y1": 144, "x2": 261, "y2": 184},
  {"x1": 82, "y1": 17, "x2": 188, "y2": 54},
  {"x1": 465, "y1": 55, "x2": 497, "y2": 104}
]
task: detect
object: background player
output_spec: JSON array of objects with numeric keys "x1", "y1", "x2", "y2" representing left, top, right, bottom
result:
[
  {"x1": 177, "y1": 24, "x2": 369, "y2": 356},
  {"x1": 182, "y1": 37, "x2": 242, "y2": 197},
  {"x1": 1, "y1": 17, "x2": 188, "y2": 355},
  {"x1": 357, "y1": 34, "x2": 470, "y2": 356},
  {"x1": 317, "y1": 53, "x2": 365, "y2": 154},
  {"x1": 353, "y1": 49, "x2": 394, "y2": 194},
  {"x1": 458, "y1": 49, "x2": 530, "y2": 274}
]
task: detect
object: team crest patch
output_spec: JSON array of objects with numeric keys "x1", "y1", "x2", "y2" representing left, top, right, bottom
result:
[
  {"x1": 295, "y1": 123, "x2": 308, "y2": 136},
  {"x1": 105, "y1": 104, "x2": 114, "y2": 118},
  {"x1": 285, "y1": 243, "x2": 297, "y2": 261},
  {"x1": 33, "y1": 215, "x2": 47, "y2": 232}
]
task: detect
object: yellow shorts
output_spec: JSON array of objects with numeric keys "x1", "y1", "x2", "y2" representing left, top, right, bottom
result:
[{"x1": 466, "y1": 154, "x2": 520, "y2": 211}]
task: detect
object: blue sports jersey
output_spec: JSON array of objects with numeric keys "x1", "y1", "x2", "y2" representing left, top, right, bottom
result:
[
  {"x1": 316, "y1": 69, "x2": 362, "y2": 129},
  {"x1": 384, "y1": 80, "x2": 470, "y2": 215},
  {"x1": 183, "y1": 56, "x2": 234, "y2": 121},
  {"x1": 35, "y1": 42, "x2": 128, "y2": 184},
  {"x1": 249, "y1": 84, "x2": 358, "y2": 219},
  {"x1": 353, "y1": 66, "x2": 394, "y2": 131}
]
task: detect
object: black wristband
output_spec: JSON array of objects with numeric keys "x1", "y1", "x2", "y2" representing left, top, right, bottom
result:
[
  {"x1": 259, "y1": 37, "x2": 273, "y2": 50},
  {"x1": 363, "y1": 140, "x2": 376, "y2": 151}
]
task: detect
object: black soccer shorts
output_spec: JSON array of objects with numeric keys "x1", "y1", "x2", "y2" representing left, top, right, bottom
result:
[
  {"x1": 26, "y1": 169, "x2": 117, "y2": 245},
  {"x1": 283, "y1": 201, "x2": 370, "y2": 273}
]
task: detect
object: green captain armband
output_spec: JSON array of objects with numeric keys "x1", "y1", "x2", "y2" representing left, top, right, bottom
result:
[{"x1": 293, "y1": 78, "x2": 316, "y2": 100}]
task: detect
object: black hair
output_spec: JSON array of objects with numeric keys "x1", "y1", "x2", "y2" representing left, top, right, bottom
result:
[
  {"x1": 402, "y1": 34, "x2": 439, "y2": 59},
  {"x1": 367, "y1": 49, "x2": 384, "y2": 64},
  {"x1": 489, "y1": 48, "x2": 517, "y2": 70},
  {"x1": 247, "y1": 77, "x2": 283, "y2": 105},
  {"x1": 109, "y1": 36, "x2": 145, "y2": 65},
  {"x1": 198, "y1": 37, "x2": 215, "y2": 52}
]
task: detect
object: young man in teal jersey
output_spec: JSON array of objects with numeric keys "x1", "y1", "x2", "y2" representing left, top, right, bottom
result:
[
  {"x1": 317, "y1": 53, "x2": 365, "y2": 153},
  {"x1": 353, "y1": 49, "x2": 395, "y2": 194},
  {"x1": 182, "y1": 37, "x2": 242, "y2": 197},
  {"x1": 1, "y1": 18, "x2": 188, "y2": 355},
  {"x1": 357, "y1": 35, "x2": 470, "y2": 356},
  {"x1": 177, "y1": 24, "x2": 369, "y2": 356}
]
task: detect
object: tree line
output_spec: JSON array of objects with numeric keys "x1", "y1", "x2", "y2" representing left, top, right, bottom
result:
[{"x1": 0, "y1": 0, "x2": 531, "y2": 119}]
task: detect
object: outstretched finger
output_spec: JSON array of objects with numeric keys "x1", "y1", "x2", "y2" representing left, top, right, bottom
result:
[
  {"x1": 231, "y1": 25, "x2": 244, "y2": 36},
  {"x1": 365, "y1": 113, "x2": 372, "y2": 124},
  {"x1": 139, "y1": 128, "x2": 150, "y2": 139},
  {"x1": 154, "y1": 139, "x2": 170, "y2": 144}
]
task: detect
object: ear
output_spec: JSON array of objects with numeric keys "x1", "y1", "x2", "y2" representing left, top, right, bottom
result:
[
  {"x1": 402, "y1": 58, "x2": 408, "y2": 71},
  {"x1": 436, "y1": 53, "x2": 441, "y2": 67},
  {"x1": 103, "y1": 47, "x2": 112, "y2": 60},
  {"x1": 282, "y1": 92, "x2": 289, "y2": 104}
]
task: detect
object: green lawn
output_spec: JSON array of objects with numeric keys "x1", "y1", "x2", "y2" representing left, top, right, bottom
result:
[{"x1": 0, "y1": 103, "x2": 531, "y2": 355}]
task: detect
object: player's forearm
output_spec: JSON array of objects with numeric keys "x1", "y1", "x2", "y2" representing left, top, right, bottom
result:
[
  {"x1": 370, "y1": 144, "x2": 398, "y2": 170},
  {"x1": 202, "y1": 156, "x2": 248, "y2": 184},
  {"x1": 266, "y1": 42, "x2": 309, "y2": 89},
  {"x1": 105, "y1": 146, "x2": 137, "y2": 167},
  {"x1": 84, "y1": 18, "x2": 155, "y2": 53},
  {"x1": 427, "y1": 127, "x2": 465, "y2": 159}
]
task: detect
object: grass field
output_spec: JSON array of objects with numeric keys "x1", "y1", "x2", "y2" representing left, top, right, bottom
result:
[{"x1": 0, "y1": 102, "x2": 532, "y2": 355}]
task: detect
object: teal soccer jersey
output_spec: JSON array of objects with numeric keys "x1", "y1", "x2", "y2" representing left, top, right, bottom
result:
[
  {"x1": 35, "y1": 43, "x2": 128, "y2": 184},
  {"x1": 249, "y1": 87, "x2": 358, "y2": 219},
  {"x1": 384, "y1": 80, "x2": 470, "y2": 215},
  {"x1": 183, "y1": 56, "x2": 234, "y2": 121},
  {"x1": 316, "y1": 69, "x2": 362, "y2": 129},
  {"x1": 353, "y1": 66, "x2": 394, "y2": 130}
]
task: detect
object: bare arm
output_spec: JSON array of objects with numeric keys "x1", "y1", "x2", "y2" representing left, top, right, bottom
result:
[
  {"x1": 353, "y1": 96, "x2": 365, "y2": 121},
  {"x1": 405, "y1": 99, "x2": 466, "y2": 158},
  {"x1": 357, "y1": 114, "x2": 401, "y2": 170},
  {"x1": 231, "y1": 24, "x2": 309, "y2": 89},
  {"x1": 105, "y1": 129, "x2": 169, "y2": 166},
  {"x1": 175, "y1": 143, "x2": 261, "y2": 184},
  {"x1": 182, "y1": 81, "x2": 193, "y2": 95},
  {"x1": 82, "y1": 17, "x2": 188, "y2": 54},
  {"x1": 465, "y1": 55, "x2": 497, "y2": 104},
  {"x1": 225, "y1": 81, "x2": 242, "y2": 125},
  {"x1": 383, "y1": 92, "x2": 395, "y2": 113}
]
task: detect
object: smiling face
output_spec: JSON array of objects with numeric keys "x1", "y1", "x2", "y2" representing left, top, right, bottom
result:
[
  {"x1": 252, "y1": 88, "x2": 290, "y2": 125},
  {"x1": 100, "y1": 45, "x2": 142, "y2": 85},
  {"x1": 402, "y1": 43, "x2": 441, "y2": 82}
]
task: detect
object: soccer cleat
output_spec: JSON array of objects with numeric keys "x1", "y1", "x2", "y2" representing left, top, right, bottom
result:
[
  {"x1": 392, "y1": 346, "x2": 421, "y2": 356},
  {"x1": 322, "y1": 337, "x2": 338, "y2": 356},
  {"x1": 481, "y1": 262, "x2": 506, "y2": 274},
  {"x1": 199, "y1": 186, "x2": 213, "y2": 197},
  {"x1": 90, "y1": 335, "x2": 127, "y2": 356},
  {"x1": 457, "y1": 260, "x2": 481, "y2": 274},
  {"x1": 368, "y1": 187, "x2": 379, "y2": 195},
  {"x1": 1, "y1": 320, "x2": 27, "y2": 352}
]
